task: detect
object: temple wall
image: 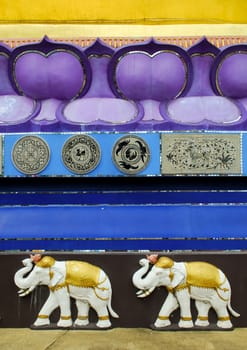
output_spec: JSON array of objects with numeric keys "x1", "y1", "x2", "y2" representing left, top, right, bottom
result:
[{"x1": 0, "y1": 0, "x2": 247, "y2": 332}]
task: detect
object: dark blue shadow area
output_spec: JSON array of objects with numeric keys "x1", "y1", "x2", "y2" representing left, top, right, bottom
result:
[
  {"x1": 0, "y1": 238, "x2": 246, "y2": 251},
  {"x1": 1, "y1": 176, "x2": 247, "y2": 193},
  {"x1": 1, "y1": 190, "x2": 247, "y2": 205}
]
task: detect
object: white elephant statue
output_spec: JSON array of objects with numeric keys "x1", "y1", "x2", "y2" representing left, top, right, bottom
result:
[
  {"x1": 14, "y1": 255, "x2": 119, "y2": 328},
  {"x1": 132, "y1": 255, "x2": 240, "y2": 329}
]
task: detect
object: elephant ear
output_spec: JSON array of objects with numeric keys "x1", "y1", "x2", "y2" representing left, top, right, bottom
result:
[
  {"x1": 36, "y1": 256, "x2": 55, "y2": 267},
  {"x1": 155, "y1": 257, "x2": 174, "y2": 268},
  {"x1": 170, "y1": 266, "x2": 186, "y2": 288},
  {"x1": 36, "y1": 256, "x2": 63, "y2": 287},
  {"x1": 49, "y1": 269, "x2": 64, "y2": 287}
]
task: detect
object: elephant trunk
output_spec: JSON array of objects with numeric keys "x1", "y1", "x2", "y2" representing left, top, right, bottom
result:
[
  {"x1": 14, "y1": 258, "x2": 34, "y2": 290},
  {"x1": 132, "y1": 258, "x2": 151, "y2": 290}
]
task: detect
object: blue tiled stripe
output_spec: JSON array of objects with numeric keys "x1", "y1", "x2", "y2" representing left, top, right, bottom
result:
[{"x1": 3, "y1": 133, "x2": 160, "y2": 177}]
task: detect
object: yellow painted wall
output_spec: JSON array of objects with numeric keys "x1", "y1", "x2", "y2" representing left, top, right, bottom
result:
[{"x1": 0, "y1": 0, "x2": 247, "y2": 24}]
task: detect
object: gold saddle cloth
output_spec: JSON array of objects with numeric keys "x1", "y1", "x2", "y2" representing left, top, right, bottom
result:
[
  {"x1": 65, "y1": 261, "x2": 101, "y2": 288},
  {"x1": 185, "y1": 262, "x2": 221, "y2": 288}
]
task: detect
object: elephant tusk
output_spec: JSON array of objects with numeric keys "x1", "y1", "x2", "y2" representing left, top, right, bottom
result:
[
  {"x1": 18, "y1": 290, "x2": 31, "y2": 297},
  {"x1": 18, "y1": 285, "x2": 36, "y2": 297},
  {"x1": 136, "y1": 287, "x2": 155, "y2": 298},
  {"x1": 136, "y1": 290, "x2": 144, "y2": 296},
  {"x1": 137, "y1": 291, "x2": 150, "y2": 298},
  {"x1": 17, "y1": 289, "x2": 25, "y2": 294}
]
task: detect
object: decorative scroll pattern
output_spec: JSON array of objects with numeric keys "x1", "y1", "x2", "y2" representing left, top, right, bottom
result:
[{"x1": 161, "y1": 134, "x2": 241, "y2": 174}]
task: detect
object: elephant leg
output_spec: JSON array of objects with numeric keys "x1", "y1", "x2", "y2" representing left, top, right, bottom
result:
[
  {"x1": 55, "y1": 287, "x2": 73, "y2": 328},
  {"x1": 175, "y1": 288, "x2": 193, "y2": 328},
  {"x1": 154, "y1": 292, "x2": 179, "y2": 328},
  {"x1": 74, "y1": 300, "x2": 90, "y2": 326},
  {"x1": 94, "y1": 304, "x2": 111, "y2": 328},
  {"x1": 195, "y1": 300, "x2": 211, "y2": 327},
  {"x1": 211, "y1": 298, "x2": 232, "y2": 329},
  {"x1": 34, "y1": 291, "x2": 59, "y2": 327}
]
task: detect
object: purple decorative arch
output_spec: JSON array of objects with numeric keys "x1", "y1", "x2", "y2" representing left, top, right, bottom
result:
[
  {"x1": 108, "y1": 38, "x2": 193, "y2": 101},
  {"x1": 57, "y1": 39, "x2": 143, "y2": 130},
  {"x1": 0, "y1": 36, "x2": 245, "y2": 131},
  {"x1": 0, "y1": 42, "x2": 40, "y2": 129},
  {"x1": 9, "y1": 36, "x2": 92, "y2": 100}
]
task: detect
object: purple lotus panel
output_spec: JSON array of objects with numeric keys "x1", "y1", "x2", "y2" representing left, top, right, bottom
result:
[
  {"x1": 0, "y1": 36, "x2": 246, "y2": 132},
  {"x1": 115, "y1": 52, "x2": 188, "y2": 101},
  {"x1": 0, "y1": 54, "x2": 15, "y2": 95},
  {"x1": 167, "y1": 96, "x2": 242, "y2": 125},
  {"x1": 9, "y1": 36, "x2": 92, "y2": 103},
  {"x1": 58, "y1": 97, "x2": 140, "y2": 125},
  {"x1": 108, "y1": 39, "x2": 193, "y2": 105},
  {"x1": 0, "y1": 95, "x2": 39, "y2": 125},
  {"x1": 140, "y1": 100, "x2": 164, "y2": 121},
  {"x1": 31, "y1": 98, "x2": 61, "y2": 125},
  {"x1": 85, "y1": 56, "x2": 115, "y2": 98},
  {"x1": 84, "y1": 39, "x2": 115, "y2": 98},
  {"x1": 187, "y1": 55, "x2": 216, "y2": 97},
  {"x1": 14, "y1": 51, "x2": 85, "y2": 100},
  {"x1": 215, "y1": 53, "x2": 247, "y2": 98},
  {"x1": 187, "y1": 38, "x2": 220, "y2": 97}
]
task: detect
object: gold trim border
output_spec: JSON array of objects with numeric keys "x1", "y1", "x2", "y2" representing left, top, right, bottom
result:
[{"x1": 1, "y1": 24, "x2": 247, "y2": 42}]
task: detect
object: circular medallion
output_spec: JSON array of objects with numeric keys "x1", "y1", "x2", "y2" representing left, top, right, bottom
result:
[
  {"x1": 62, "y1": 135, "x2": 101, "y2": 174},
  {"x1": 12, "y1": 136, "x2": 50, "y2": 174},
  {"x1": 112, "y1": 135, "x2": 150, "y2": 174}
]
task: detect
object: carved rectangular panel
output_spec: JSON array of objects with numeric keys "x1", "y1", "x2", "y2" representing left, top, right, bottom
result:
[{"x1": 161, "y1": 133, "x2": 241, "y2": 175}]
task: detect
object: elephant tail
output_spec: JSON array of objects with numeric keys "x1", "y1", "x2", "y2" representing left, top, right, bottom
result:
[
  {"x1": 108, "y1": 304, "x2": 119, "y2": 319},
  {"x1": 107, "y1": 289, "x2": 119, "y2": 318},
  {"x1": 228, "y1": 301, "x2": 240, "y2": 318}
]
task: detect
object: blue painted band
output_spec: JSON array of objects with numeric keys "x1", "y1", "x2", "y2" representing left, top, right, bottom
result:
[{"x1": 0, "y1": 204, "x2": 246, "y2": 239}]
